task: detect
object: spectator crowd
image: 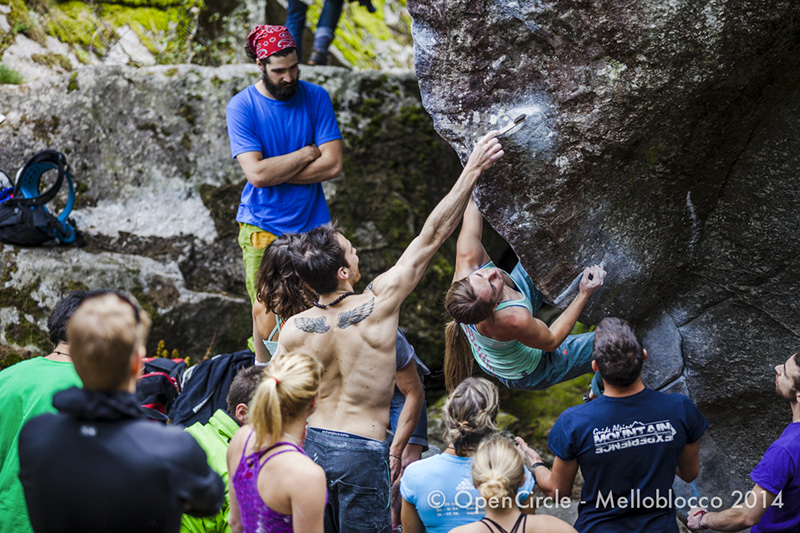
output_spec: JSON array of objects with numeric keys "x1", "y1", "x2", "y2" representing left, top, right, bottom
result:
[{"x1": 0, "y1": 24, "x2": 797, "y2": 533}]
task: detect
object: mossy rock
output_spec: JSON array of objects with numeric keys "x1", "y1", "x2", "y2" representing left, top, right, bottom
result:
[{"x1": 500, "y1": 374, "x2": 593, "y2": 451}]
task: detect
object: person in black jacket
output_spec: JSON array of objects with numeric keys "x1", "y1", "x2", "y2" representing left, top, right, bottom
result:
[{"x1": 18, "y1": 291, "x2": 224, "y2": 533}]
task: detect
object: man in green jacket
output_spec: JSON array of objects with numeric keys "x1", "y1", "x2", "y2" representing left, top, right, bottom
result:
[
  {"x1": 0, "y1": 291, "x2": 87, "y2": 533},
  {"x1": 181, "y1": 364, "x2": 266, "y2": 533}
]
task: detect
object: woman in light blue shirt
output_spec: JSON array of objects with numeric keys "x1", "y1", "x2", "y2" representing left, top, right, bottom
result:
[{"x1": 400, "y1": 378, "x2": 535, "y2": 533}]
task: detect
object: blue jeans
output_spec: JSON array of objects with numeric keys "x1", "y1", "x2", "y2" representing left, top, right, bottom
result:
[
  {"x1": 389, "y1": 388, "x2": 428, "y2": 449},
  {"x1": 496, "y1": 331, "x2": 595, "y2": 390},
  {"x1": 286, "y1": 0, "x2": 344, "y2": 58},
  {"x1": 304, "y1": 427, "x2": 391, "y2": 533}
]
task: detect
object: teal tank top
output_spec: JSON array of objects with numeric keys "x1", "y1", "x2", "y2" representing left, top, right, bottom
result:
[{"x1": 460, "y1": 262, "x2": 543, "y2": 380}]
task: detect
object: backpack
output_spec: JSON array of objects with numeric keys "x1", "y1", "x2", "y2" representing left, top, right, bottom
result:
[
  {"x1": 0, "y1": 150, "x2": 80, "y2": 246},
  {"x1": 135, "y1": 357, "x2": 187, "y2": 418}
]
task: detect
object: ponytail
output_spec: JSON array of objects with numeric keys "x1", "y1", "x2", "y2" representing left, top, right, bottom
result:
[
  {"x1": 250, "y1": 374, "x2": 283, "y2": 450},
  {"x1": 472, "y1": 434, "x2": 525, "y2": 509},
  {"x1": 444, "y1": 321, "x2": 474, "y2": 392},
  {"x1": 444, "y1": 277, "x2": 495, "y2": 392},
  {"x1": 249, "y1": 352, "x2": 323, "y2": 450}
]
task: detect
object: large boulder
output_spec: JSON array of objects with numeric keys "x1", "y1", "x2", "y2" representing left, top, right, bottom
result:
[
  {"x1": 409, "y1": 0, "x2": 800, "y2": 511},
  {"x1": 0, "y1": 64, "x2": 461, "y2": 369}
]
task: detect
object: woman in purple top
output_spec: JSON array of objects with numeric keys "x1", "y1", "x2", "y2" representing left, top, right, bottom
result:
[{"x1": 227, "y1": 351, "x2": 327, "y2": 533}]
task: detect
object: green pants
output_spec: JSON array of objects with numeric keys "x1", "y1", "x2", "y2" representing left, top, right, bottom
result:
[
  {"x1": 237, "y1": 223, "x2": 277, "y2": 305},
  {"x1": 238, "y1": 223, "x2": 276, "y2": 352}
]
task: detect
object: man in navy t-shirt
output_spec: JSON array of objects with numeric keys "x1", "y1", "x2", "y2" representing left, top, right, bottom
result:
[
  {"x1": 226, "y1": 25, "x2": 343, "y2": 306},
  {"x1": 688, "y1": 350, "x2": 800, "y2": 532},
  {"x1": 521, "y1": 317, "x2": 707, "y2": 532}
]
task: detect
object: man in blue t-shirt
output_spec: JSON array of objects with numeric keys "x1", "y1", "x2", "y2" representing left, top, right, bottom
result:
[
  {"x1": 521, "y1": 317, "x2": 707, "y2": 532},
  {"x1": 226, "y1": 25, "x2": 343, "y2": 306},
  {"x1": 687, "y1": 350, "x2": 800, "y2": 532}
]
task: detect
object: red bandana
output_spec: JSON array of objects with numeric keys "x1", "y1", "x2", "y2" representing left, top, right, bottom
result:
[{"x1": 247, "y1": 25, "x2": 297, "y2": 60}]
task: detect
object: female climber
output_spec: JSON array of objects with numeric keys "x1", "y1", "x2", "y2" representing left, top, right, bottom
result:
[{"x1": 444, "y1": 197, "x2": 607, "y2": 392}]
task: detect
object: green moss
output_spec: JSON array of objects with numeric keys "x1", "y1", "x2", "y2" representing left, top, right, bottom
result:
[
  {"x1": 101, "y1": 0, "x2": 183, "y2": 8},
  {"x1": 0, "y1": 63, "x2": 24, "y2": 85},
  {"x1": 63, "y1": 280, "x2": 90, "y2": 292},
  {"x1": 166, "y1": 67, "x2": 180, "y2": 77},
  {"x1": 31, "y1": 115, "x2": 60, "y2": 143},
  {"x1": 5, "y1": 320, "x2": 50, "y2": 353},
  {"x1": 501, "y1": 374, "x2": 593, "y2": 450},
  {"x1": 67, "y1": 71, "x2": 79, "y2": 92},
  {"x1": 303, "y1": 0, "x2": 412, "y2": 69},
  {"x1": 45, "y1": 1, "x2": 112, "y2": 54},
  {"x1": 177, "y1": 103, "x2": 195, "y2": 125},
  {"x1": 2, "y1": 286, "x2": 47, "y2": 318},
  {"x1": 31, "y1": 53, "x2": 73, "y2": 70},
  {"x1": 74, "y1": 47, "x2": 90, "y2": 64},
  {"x1": 101, "y1": 4, "x2": 182, "y2": 51},
  {"x1": 0, "y1": 342, "x2": 37, "y2": 370},
  {"x1": 0, "y1": 349, "x2": 26, "y2": 370}
]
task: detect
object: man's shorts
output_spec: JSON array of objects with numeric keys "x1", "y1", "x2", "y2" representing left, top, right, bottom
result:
[
  {"x1": 305, "y1": 427, "x2": 391, "y2": 533},
  {"x1": 237, "y1": 222, "x2": 277, "y2": 305}
]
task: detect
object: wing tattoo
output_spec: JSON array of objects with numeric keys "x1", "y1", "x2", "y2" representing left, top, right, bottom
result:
[
  {"x1": 337, "y1": 298, "x2": 375, "y2": 329},
  {"x1": 295, "y1": 316, "x2": 330, "y2": 334}
]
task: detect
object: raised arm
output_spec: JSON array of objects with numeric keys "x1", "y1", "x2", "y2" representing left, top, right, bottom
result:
[
  {"x1": 453, "y1": 197, "x2": 491, "y2": 281},
  {"x1": 369, "y1": 132, "x2": 503, "y2": 308},
  {"x1": 499, "y1": 264, "x2": 606, "y2": 352}
]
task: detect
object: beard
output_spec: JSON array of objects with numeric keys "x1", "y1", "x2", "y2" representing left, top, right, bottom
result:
[{"x1": 263, "y1": 70, "x2": 300, "y2": 101}]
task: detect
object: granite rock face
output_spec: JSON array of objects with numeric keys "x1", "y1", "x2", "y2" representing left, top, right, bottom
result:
[
  {"x1": 409, "y1": 0, "x2": 800, "y2": 509},
  {"x1": 0, "y1": 64, "x2": 460, "y2": 369}
]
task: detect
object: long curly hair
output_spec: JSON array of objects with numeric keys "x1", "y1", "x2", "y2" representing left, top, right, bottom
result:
[{"x1": 255, "y1": 233, "x2": 313, "y2": 319}]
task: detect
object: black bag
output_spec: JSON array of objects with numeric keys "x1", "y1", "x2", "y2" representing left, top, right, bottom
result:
[
  {"x1": 0, "y1": 150, "x2": 80, "y2": 246},
  {"x1": 135, "y1": 357, "x2": 187, "y2": 417}
]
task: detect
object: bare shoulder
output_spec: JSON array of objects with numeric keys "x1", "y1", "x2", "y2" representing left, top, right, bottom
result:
[
  {"x1": 294, "y1": 454, "x2": 325, "y2": 479},
  {"x1": 496, "y1": 306, "x2": 539, "y2": 331},
  {"x1": 527, "y1": 515, "x2": 577, "y2": 532},
  {"x1": 229, "y1": 425, "x2": 251, "y2": 449},
  {"x1": 449, "y1": 523, "x2": 481, "y2": 533},
  {"x1": 227, "y1": 425, "x2": 252, "y2": 464},
  {"x1": 285, "y1": 453, "x2": 327, "y2": 492}
]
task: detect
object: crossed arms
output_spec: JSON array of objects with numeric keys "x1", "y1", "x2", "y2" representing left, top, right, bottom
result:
[{"x1": 236, "y1": 139, "x2": 343, "y2": 187}]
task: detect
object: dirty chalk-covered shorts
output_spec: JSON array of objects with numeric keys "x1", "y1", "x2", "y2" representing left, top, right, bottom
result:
[{"x1": 304, "y1": 427, "x2": 391, "y2": 533}]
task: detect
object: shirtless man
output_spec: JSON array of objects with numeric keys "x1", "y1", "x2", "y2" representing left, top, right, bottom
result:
[{"x1": 276, "y1": 131, "x2": 504, "y2": 533}]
